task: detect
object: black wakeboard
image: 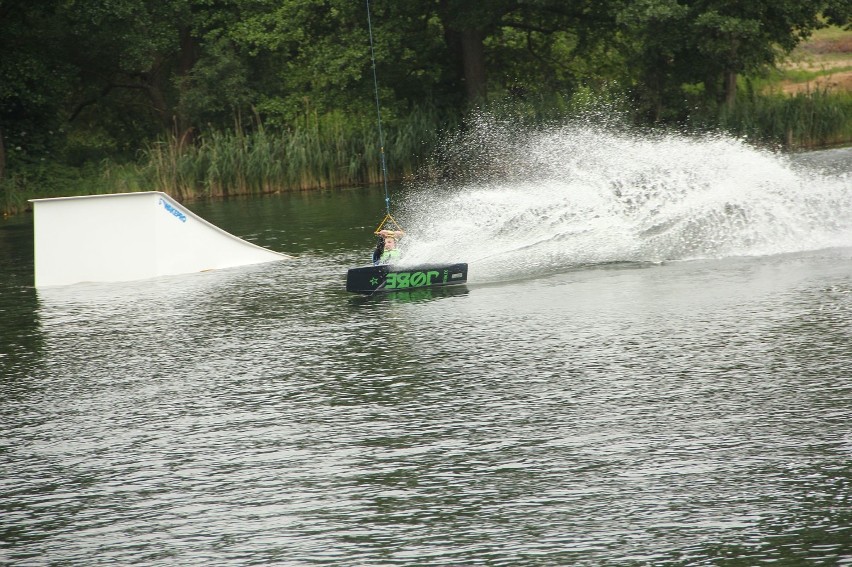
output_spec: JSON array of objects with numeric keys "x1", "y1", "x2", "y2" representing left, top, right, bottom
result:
[{"x1": 346, "y1": 263, "x2": 468, "y2": 294}]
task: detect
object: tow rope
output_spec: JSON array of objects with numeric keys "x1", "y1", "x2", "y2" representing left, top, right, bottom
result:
[
  {"x1": 366, "y1": 0, "x2": 392, "y2": 219},
  {"x1": 373, "y1": 212, "x2": 404, "y2": 236}
]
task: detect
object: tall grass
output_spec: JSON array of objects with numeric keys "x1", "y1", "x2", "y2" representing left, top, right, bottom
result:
[
  {"x1": 4, "y1": 91, "x2": 850, "y2": 217},
  {"x1": 139, "y1": 106, "x2": 446, "y2": 199},
  {"x1": 690, "y1": 89, "x2": 852, "y2": 149},
  {"x1": 0, "y1": 174, "x2": 28, "y2": 216},
  {"x1": 0, "y1": 161, "x2": 143, "y2": 216}
]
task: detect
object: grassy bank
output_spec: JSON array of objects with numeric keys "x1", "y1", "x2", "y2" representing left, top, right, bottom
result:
[
  {"x1": 1, "y1": 107, "x2": 448, "y2": 216},
  {"x1": 718, "y1": 25, "x2": 852, "y2": 147},
  {"x1": 136, "y1": 90, "x2": 852, "y2": 202},
  {"x1": 690, "y1": 89, "x2": 852, "y2": 149},
  {"x1": 0, "y1": 161, "x2": 144, "y2": 217},
  {"x1": 138, "y1": 107, "x2": 446, "y2": 200},
  {"x1": 3, "y1": 89, "x2": 851, "y2": 217},
  {"x1": 775, "y1": 25, "x2": 852, "y2": 95}
]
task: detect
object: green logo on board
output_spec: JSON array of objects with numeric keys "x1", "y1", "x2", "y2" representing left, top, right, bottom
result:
[{"x1": 385, "y1": 270, "x2": 443, "y2": 289}]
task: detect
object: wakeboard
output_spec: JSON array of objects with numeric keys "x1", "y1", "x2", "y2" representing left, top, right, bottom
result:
[{"x1": 346, "y1": 263, "x2": 468, "y2": 294}]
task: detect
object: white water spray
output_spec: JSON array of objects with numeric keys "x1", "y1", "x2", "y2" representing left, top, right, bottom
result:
[{"x1": 396, "y1": 117, "x2": 852, "y2": 283}]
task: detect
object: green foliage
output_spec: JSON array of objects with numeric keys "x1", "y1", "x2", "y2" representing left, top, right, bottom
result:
[
  {"x1": 177, "y1": 36, "x2": 254, "y2": 127},
  {"x1": 136, "y1": 105, "x2": 449, "y2": 199},
  {"x1": 0, "y1": 160, "x2": 142, "y2": 215},
  {"x1": 0, "y1": 1, "x2": 77, "y2": 159},
  {"x1": 612, "y1": 0, "x2": 846, "y2": 117},
  {"x1": 780, "y1": 66, "x2": 852, "y2": 83},
  {"x1": 689, "y1": 89, "x2": 852, "y2": 148},
  {"x1": 1, "y1": 0, "x2": 850, "y2": 214}
]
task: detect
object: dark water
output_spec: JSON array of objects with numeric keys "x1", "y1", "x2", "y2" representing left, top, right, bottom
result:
[{"x1": 1, "y1": 140, "x2": 851, "y2": 566}]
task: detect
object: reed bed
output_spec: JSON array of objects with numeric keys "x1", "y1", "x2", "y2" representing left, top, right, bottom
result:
[
  {"x1": 133, "y1": 90, "x2": 852, "y2": 205},
  {"x1": 0, "y1": 175, "x2": 28, "y2": 216},
  {"x1": 139, "y1": 107, "x2": 445, "y2": 199},
  {"x1": 691, "y1": 89, "x2": 852, "y2": 149},
  {"x1": 4, "y1": 93, "x2": 850, "y2": 217},
  {"x1": 1, "y1": 161, "x2": 141, "y2": 216}
]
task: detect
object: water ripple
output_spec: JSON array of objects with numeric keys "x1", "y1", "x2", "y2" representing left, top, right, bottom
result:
[{"x1": 2, "y1": 199, "x2": 851, "y2": 566}]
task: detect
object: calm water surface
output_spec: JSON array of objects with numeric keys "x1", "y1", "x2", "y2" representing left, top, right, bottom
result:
[{"x1": 1, "y1": 143, "x2": 851, "y2": 566}]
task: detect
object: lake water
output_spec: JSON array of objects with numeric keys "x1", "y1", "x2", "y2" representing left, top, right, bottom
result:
[{"x1": 1, "y1": 130, "x2": 851, "y2": 565}]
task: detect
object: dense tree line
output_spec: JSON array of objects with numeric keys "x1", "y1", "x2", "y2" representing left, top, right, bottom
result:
[{"x1": 1, "y1": 0, "x2": 849, "y2": 184}]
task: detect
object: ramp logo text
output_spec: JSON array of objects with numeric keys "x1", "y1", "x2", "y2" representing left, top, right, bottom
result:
[{"x1": 159, "y1": 198, "x2": 187, "y2": 223}]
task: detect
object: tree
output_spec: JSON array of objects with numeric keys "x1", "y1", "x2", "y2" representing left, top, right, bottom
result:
[
  {"x1": 0, "y1": 0, "x2": 77, "y2": 172},
  {"x1": 614, "y1": 0, "x2": 851, "y2": 119},
  {"x1": 433, "y1": 0, "x2": 621, "y2": 105},
  {"x1": 3, "y1": 0, "x2": 847, "y2": 183},
  {"x1": 691, "y1": 0, "x2": 832, "y2": 107}
]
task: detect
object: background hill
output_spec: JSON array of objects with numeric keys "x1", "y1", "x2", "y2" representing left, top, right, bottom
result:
[{"x1": 778, "y1": 26, "x2": 852, "y2": 94}]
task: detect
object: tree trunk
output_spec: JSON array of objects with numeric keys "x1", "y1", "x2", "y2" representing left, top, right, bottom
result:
[
  {"x1": 460, "y1": 29, "x2": 487, "y2": 102},
  {"x1": 175, "y1": 27, "x2": 199, "y2": 140},
  {"x1": 144, "y1": 28, "x2": 198, "y2": 136},
  {"x1": 0, "y1": 125, "x2": 5, "y2": 181},
  {"x1": 438, "y1": 0, "x2": 489, "y2": 105},
  {"x1": 145, "y1": 71, "x2": 172, "y2": 131},
  {"x1": 724, "y1": 71, "x2": 737, "y2": 109},
  {"x1": 703, "y1": 71, "x2": 721, "y2": 104}
]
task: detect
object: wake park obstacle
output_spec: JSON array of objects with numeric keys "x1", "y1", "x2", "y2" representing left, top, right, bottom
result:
[{"x1": 31, "y1": 191, "x2": 290, "y2": 287}]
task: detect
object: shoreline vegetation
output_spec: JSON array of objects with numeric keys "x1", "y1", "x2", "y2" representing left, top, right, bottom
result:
[
  {"x1": 2, "y1": 26, "x2": 851, "y2": 217},
  {"x1": 3, "y1": 88, "x2": 850, "y2": 217}
]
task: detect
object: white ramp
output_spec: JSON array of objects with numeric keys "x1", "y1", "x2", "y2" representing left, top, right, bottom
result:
[{"x1": 31, "y1": 191, "x2": 290, "y2": 287}]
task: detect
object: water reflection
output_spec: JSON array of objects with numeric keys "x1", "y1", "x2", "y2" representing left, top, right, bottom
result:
[
  {"x1": 0, "y1": 220, "x2": 43, "y2": 386},
  {"x1": 1, "y1": 180, "x2": 851, "y2": 566},
  {"x1": 348, "y1": 285, "x2": 469, "y2": 306}
]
